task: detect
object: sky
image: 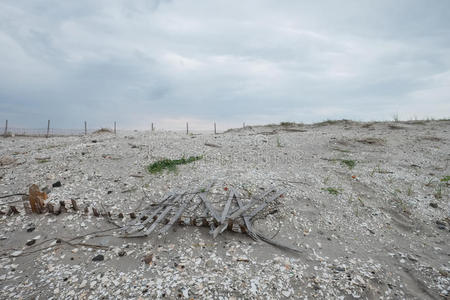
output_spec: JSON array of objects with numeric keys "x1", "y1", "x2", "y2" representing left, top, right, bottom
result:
[{"x1": 0, "y1": 0, "x2": 449, "y2": 130}]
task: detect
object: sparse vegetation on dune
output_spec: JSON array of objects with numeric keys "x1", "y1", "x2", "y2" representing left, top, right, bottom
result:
[
  {"x1": 93, "y1": 128, "x2": 113, "y2": 134},
  {"x1": 341, "y1": 159, "x2": 356, "y2": 169},
  {"x1": 147, "y1": 156, "x2": 203, "y2": 174}
]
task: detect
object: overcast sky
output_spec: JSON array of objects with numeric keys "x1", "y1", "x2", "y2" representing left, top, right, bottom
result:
[{"x1": 1, "y1": 0, "x2": 449, "y2": 130}]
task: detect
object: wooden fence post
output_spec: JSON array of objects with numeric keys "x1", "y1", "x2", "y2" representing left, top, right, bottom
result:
[
  {"x1": 84, "y1": 121, "x2": 87, "y2": 135},
  {"x1": 151, "y1": 122, "x2": 154, "y2": 132},
  {"x1": 4, "y1": 120, "x2": 7, "y2": 137},
  {"x1": 46, "y1": 120, "x2": 50, "y2": 138},
  {"x1": 114, "y1": 122, "x2": 116, "y2": 134},
  {"x1": 214, "y1": 122, "x2": 216, "y2": 134},
  {"x1": 186, "y1": 122, "x2": 189, "y2": 134}
]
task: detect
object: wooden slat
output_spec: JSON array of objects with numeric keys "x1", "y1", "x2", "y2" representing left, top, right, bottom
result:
[
  {"x1": 211, "y1": 190, "x2": 280, "y2": 238},
  {"x1": 189, "y1": 181, "x2": 215, "y2": 214},
  {"x1": 160, "y1": 193, "x2": 192, "y2": 233},
  {"x1": 126, "y1": 205, "x2": 164, "y2": 234},
  {"x1": 123, "y1": 193, "x2": 175, "y2": 233},
  {"x1": 236, "y1": 192, "x2": 259, "y2": 241},
  {"x1": 143, "y1": 205, "x2": 174, "y2": 236},
  {"x1": 228, "y1": 189, "x2": 275, "y2": 216},
  {"x1": 198, "y1": 193, "x2": 220, "y2": 221},
  {"x1": 247, "y1": 190, "x2": 285, "y2": 220},
  {"x1": 220, "y1": 189, "x2": 234, "y2": 223}
]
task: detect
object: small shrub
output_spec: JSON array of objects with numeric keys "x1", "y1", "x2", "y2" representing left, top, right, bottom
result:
[
  {"x1": 94, "y1": 128, "x2": 113, "y2": 134},
  {"x1": 280, "y1": 122, "x2": 295, "y2": 126},
  {"x1": 341, "y1": 159, "x2": 356, "y2": 169},
  {"x1": 440, "y1": 176, "x2": 450, "y2": 182},
  {"x1": 322, "y1": 187, "x2": 341, "y2": 195}
]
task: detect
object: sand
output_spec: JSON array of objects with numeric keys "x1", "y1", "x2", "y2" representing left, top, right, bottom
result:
[{"x1": 0, "y1": 119, "x2": 449, "y2": 299}]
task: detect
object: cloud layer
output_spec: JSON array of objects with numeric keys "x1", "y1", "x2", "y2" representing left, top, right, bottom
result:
[{"x1": 1, "y1": 0, "x2": 449, "y2": 130}]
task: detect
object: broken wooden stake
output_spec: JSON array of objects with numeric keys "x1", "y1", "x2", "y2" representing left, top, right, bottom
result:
[
  {"x1": 71, "y1": 199, "x2": 78, "y2": 211},
  {"x1": 28, "y1": 184, "x2": 47, "y2": 213}
]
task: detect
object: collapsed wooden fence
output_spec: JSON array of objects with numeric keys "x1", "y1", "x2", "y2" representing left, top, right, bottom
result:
[{"x1": 0, "y1": 183, "x2": 300, "y2": 252}]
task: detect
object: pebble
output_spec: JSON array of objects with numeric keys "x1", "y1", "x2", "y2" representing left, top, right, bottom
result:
[{"x1": 92, "y1": 254, "x2": 104, "y2": 262}]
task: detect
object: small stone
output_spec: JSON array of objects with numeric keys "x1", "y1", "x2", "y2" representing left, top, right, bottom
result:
[
  {"x1": 11, "y1": 251, "x2": 22, "y2": 257},
  {"x1": 335, "y1": 266, "x2": 346, "y2": 272},
  {"x1": 90, "y1": 280, "x2": 97, "y2": 288},
  {"x1": 143, "y1": 254, "x2": 153, "y2": 264},
  {"x1": 80, "y1": 280, "x2": 87, "y2": 288},
  {"x1": 407, "y1": 254, "x2": 418, "y2": 262},
  {"x1": 42, "y1": 186, "x2": 51, "y2": 194},
  {"x1": 52, "y1": 181, "x2": 62, "y2": 188},
  {"x1": 429, "y1": 203, "x2": 438, "y2": 208},
  {"x1": 118, "y1": 250, "x2": 126, "y2": 257},
  {"x1": 92, "y1": 254, "x2": 104, "y2": 261},
  {"x1": 436, "y1": 220, "x2": 446, "y2": 226},
  {"x1": 26, "y1": 240, "x2": 36, "y2": 246},
  {"x1": 26, "y1": 226, "x2": 35, "y2": 233}
]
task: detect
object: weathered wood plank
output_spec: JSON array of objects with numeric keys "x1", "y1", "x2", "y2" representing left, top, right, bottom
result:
[
  {"x1": 247, "y1": 190, "x2": 285, "y2": 220},
  {"x1": 160, "y1": 193, "x2": 192, "y2": 233},
  {"x1": 143, "y1": 205, "x2": 174, "y2": 236},
  {"x1": 211, "y1": 190, "x2": 281, "y2": 238},
  {"x1": 198, "y1": 193, "x2": 220, "y2": 221},
  {"x1": 124, "y1": 194, "x2": 175, "y2": 233},
  {"x1": 236, "y1": 191, "x2": 259, "y2": 241},
  {"x1": 220, "y1": 189, "x2": 234, "y2": 223},
  {"x1": 228, "y1": 189, "x2": 275, "y2": 216}
]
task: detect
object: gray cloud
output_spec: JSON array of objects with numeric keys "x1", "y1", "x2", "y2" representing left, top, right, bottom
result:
[{"x1": 0, "y1": 0, "x2": 449, "y2": 130}]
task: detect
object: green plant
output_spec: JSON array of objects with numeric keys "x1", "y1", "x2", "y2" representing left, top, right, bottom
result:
[
  {"x1": 276, "y1": 136, "x2": 282, "y2": 147},
  {"x1": 341, "y1": 159, "x2": 356, "y2": 169},
  {"x1": 147, "y1": 156, "x2": 202, "y2": 174},
  {"x1": 434, "y1": 185, "x2": 442, "y2": 199},
  {"x1": 425, "y1": 178, "x2": 435, "y2": 187},
  {"x1": 357, "y1": 197, "x2": 364, "y2": 206},
  {"x1": 322, "y1": 187, "x2": 341, "y2": 195},
  {"x1": 406, "y1": 186, "x2": 413, "y2": 196},
  {"x1": 440, "y1": 176, "x2": 450, "y2": 182}
]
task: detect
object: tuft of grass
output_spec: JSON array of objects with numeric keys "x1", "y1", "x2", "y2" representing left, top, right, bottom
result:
[
  {"x1": 388, "y1": 124, "x2": 404, "y2": 130},
  {"x1": 94, "y1": 128, "x2": 113, "y2": 134},
  {"x1": 341, "y1": 159, "x2": 356, "y2": 169},
  {"x1": 147, "y1": 156, "x2": 202, "y2": 174},
  {"x1": 37, "y1": 159, "x2": 50, "y2": 164},
  {"x1": 322, "y1": 187, "x2": 341, "y2": 195},
  {"x1": 276, "y1": 136, "x2": 282, "y2": 147},
  {"x1": 434, "y1": 185, "x2": 442, "y2": 199},
  {"x1": 280, "y1": 122, "x2": 295, "y2": 126},
  {"x1": 440, "y1": 176, "x2": 450, "y2": 182},
  {"x1": 356, "y1": 138, "x2": 385, "y2": 145},
  {"x1": 406, "y1": 185, "x2": 413, "y2": 196}
]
